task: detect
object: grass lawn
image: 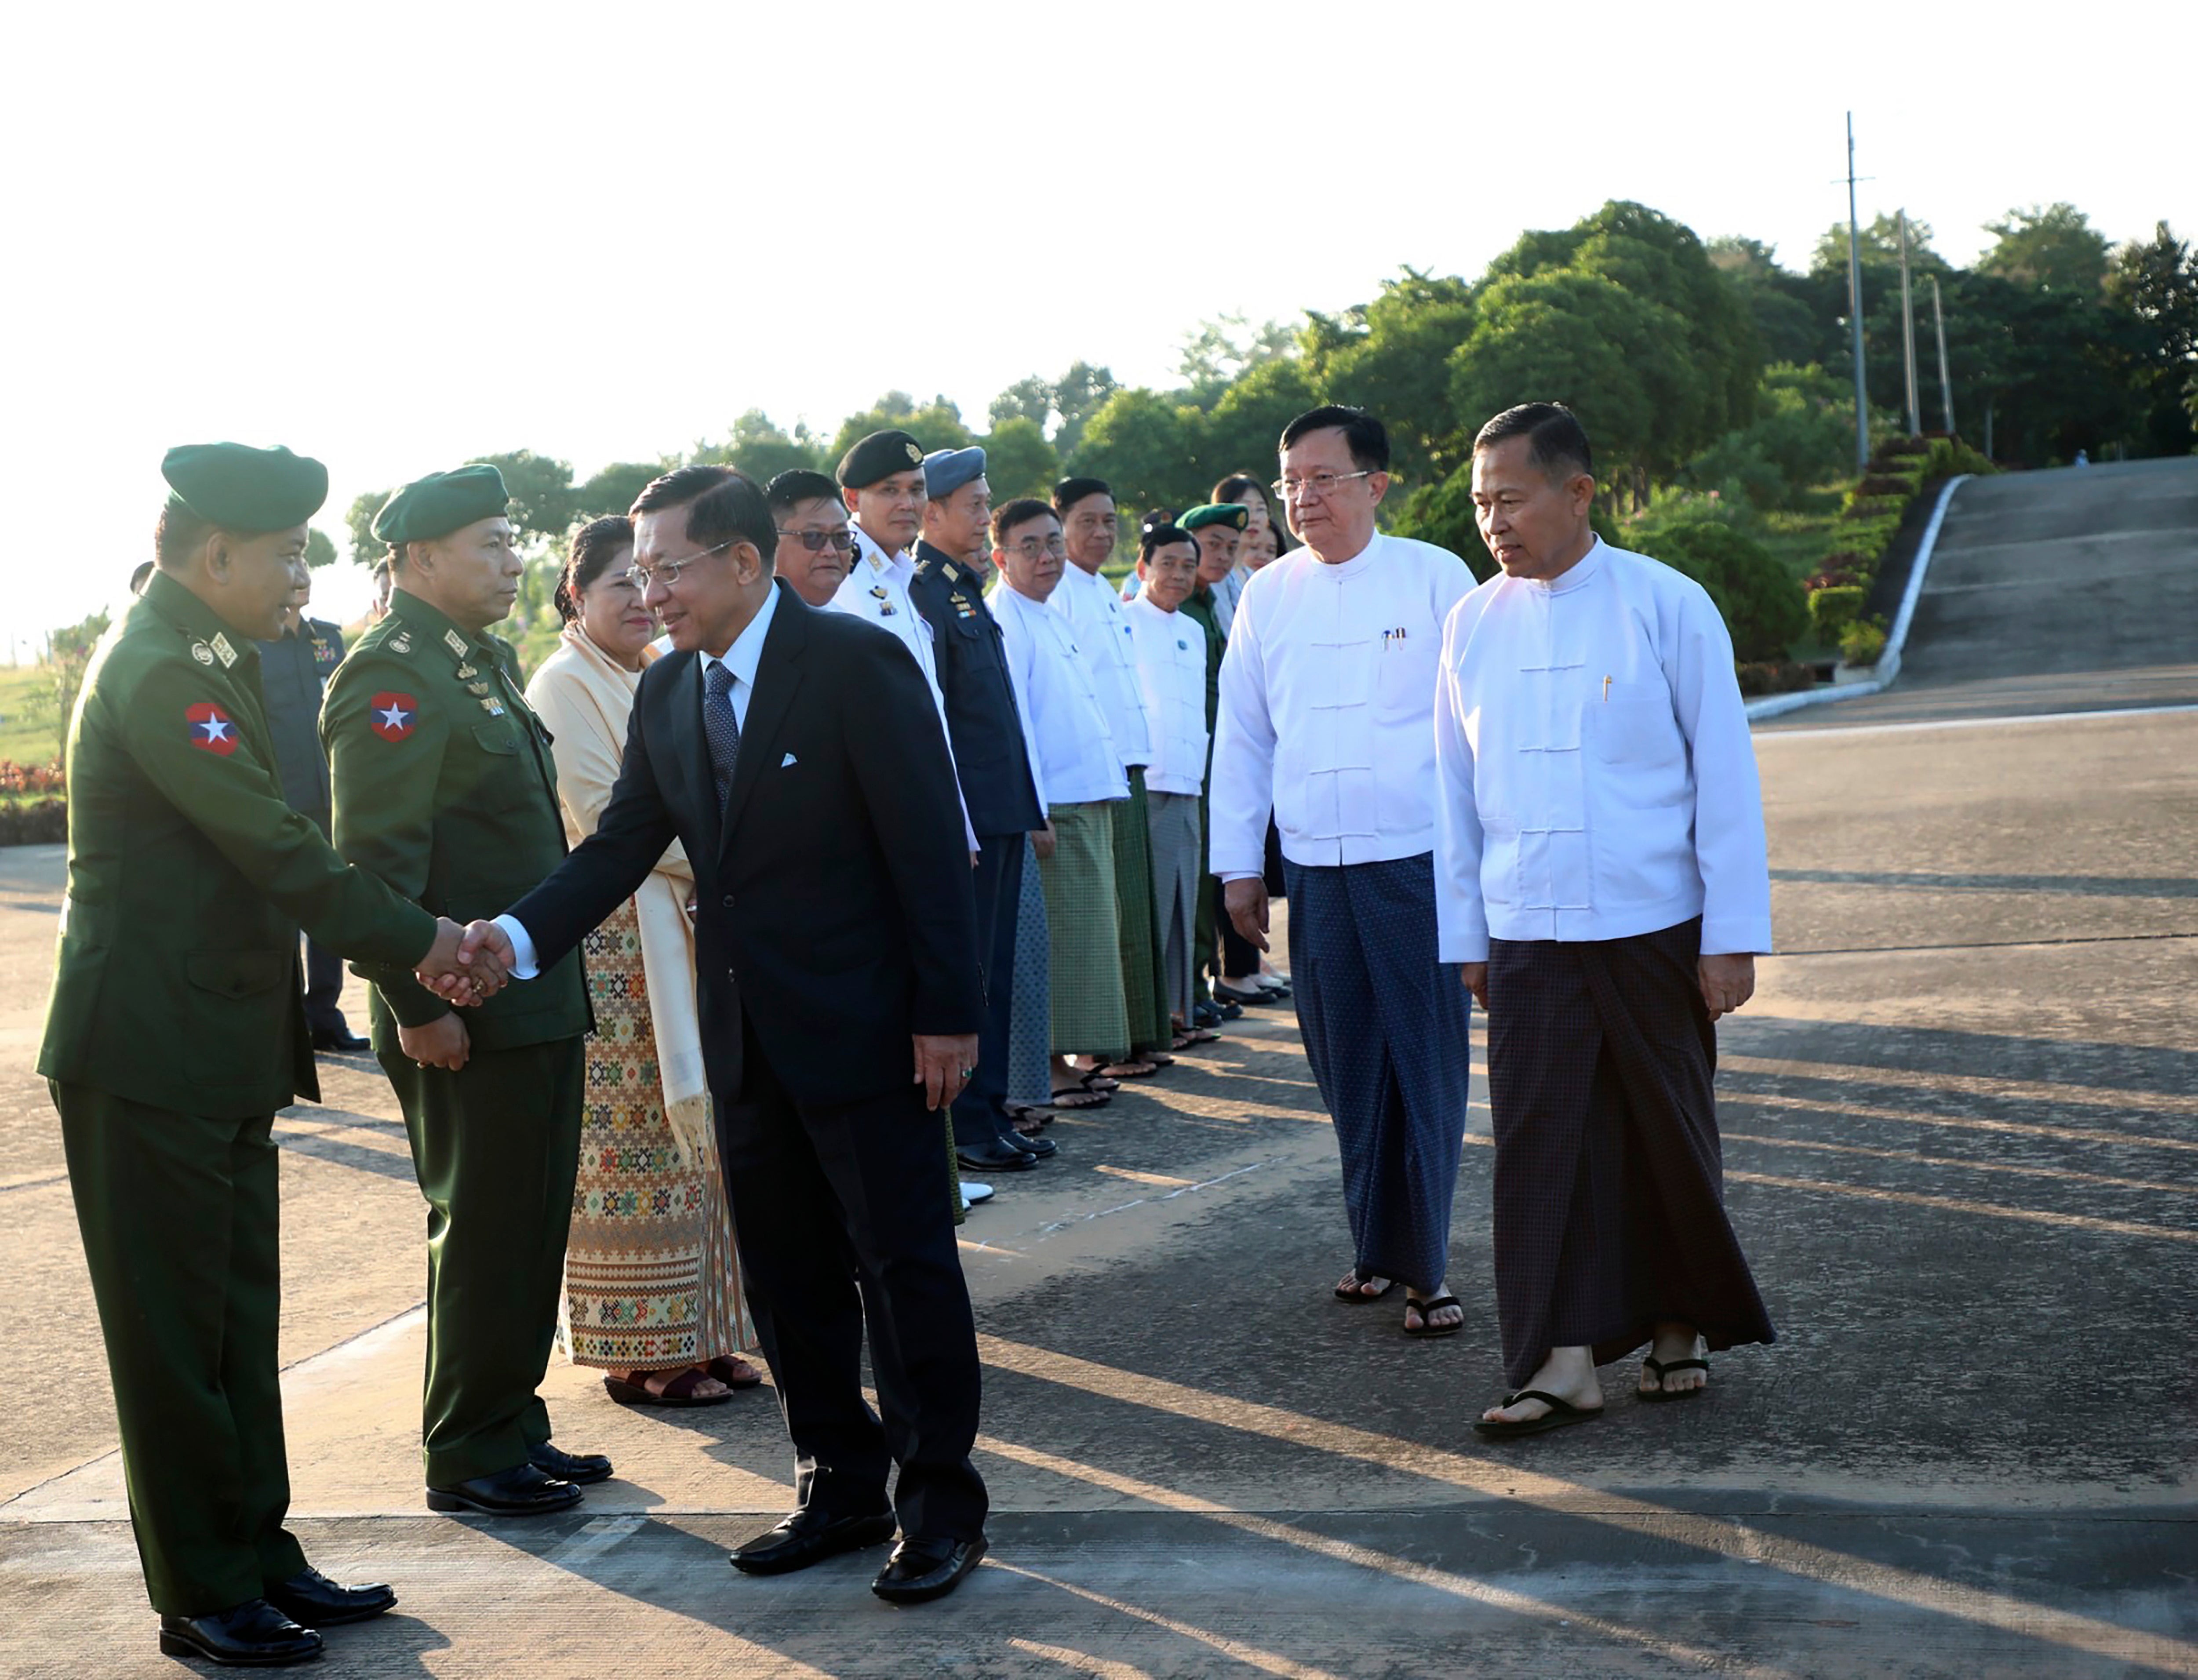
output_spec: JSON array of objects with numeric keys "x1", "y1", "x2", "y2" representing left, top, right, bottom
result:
[{"x1": 0, "y1": 666, "x2": 64, "y2": 770}]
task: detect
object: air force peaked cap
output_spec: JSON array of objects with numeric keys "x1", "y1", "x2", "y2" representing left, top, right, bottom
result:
[
  {"x1": 836, "y1": 429, "x2": 927, "y2": 490},
  {"x1": 161, "y1": 442, "x2": 329, "y2": 531},
  {"x1": 1179, "y1": 502, "x2": 1250, "y2": 534},
  {"x1": 371, "y1": 464, "x2": 511, "y2": 545},
  {"x1": 922, "y1": 446, "x2": 986, "y2": 501}
]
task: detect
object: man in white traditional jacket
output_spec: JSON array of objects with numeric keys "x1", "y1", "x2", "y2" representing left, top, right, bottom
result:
[
  {"x1": 1052, "y1": 476, "x2": 1173, "y2": 1073},
  {"x1": 1123, "y1": 524, "x2": 1210, "y2": 1033},
  {"x1": 1212, "y1": 405, "x2": 1477, "y2": 1339},
  {"x1": 1434, "y1": 402, "x2": 1776, "y2": 1442}
]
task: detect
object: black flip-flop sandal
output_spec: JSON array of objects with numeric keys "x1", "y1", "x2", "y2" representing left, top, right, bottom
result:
[
  {"x1": 704, "y1": 1356, "x2": 764, "y2": 1390},
  {"x1": 1638, "y1": 1355, "x2": 1709, "y2": 1403},
  {"x1": 1333, "y1": 1271, "x2": 1396, "y2": 1303},
  {"x1": 1402, "y1": 1293, "x2": 1463, "y2": 1338},
  {"x1": 604, "y1": 1368, "x2": 735, "y2": 1408},
  {"x1": 1472, "y1": 1390, "x2": 1604, "y2": 1439}
]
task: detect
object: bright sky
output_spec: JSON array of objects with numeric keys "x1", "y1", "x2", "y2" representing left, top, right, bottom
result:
[{"x1": 5, "y1": 0, "x2": 2191, "y2": 649}]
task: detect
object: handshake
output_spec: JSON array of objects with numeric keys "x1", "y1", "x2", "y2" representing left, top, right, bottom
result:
[{"x1": 414, "y1": 917, "x2": 523, "y2": 1007}]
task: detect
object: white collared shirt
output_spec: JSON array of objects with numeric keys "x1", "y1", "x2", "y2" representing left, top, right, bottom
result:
[
  {"x1": 1124, "y1": 594, "x2": 1208, "y2": 797},
  {"x1": 698, "y1": 579, "x2": 780, "y2": 730},
  {"x1": 1211, "y1": 531, "x2": 1474, "y2": 899},
  {"x1": 1433, "y1": 538, "x2": 1773, "y2": 960},
  {"x1": 991, "y1": 583, "x2": 1129, "y2": 808},
  {"x1": 827, "y1": 528, "x2": 976, "y2": 851},
  {"x1": 1050, "y1": 563, "x2": 1151, "y2": 769}
]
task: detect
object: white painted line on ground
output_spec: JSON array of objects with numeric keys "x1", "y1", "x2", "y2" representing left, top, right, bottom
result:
[{"x1": 1755, "y1": 702, "x2": 2198, "y2": 742}]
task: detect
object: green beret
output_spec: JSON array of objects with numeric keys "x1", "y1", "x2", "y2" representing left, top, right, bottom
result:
[
  {"x1": 161, "y1": 442, "x2": 328, "y2": 531},
  {"x1": 836, "y1": 429, "x2": 927, "y2": 490},
  {"x1": 1179, "y1": 502, "x2": 1250, "y2": 534},
  {"x1": 372, "y1": 464, "x2": 510, "y2": 546}
]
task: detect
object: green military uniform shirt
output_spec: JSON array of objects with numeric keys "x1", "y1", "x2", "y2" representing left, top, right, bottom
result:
[
  {"x1": 321, "y1": 588, "x2": 590, "y2": 1048},
  {"x1": 37, "y1": 571, "x2": 437, "y2": 1116}
]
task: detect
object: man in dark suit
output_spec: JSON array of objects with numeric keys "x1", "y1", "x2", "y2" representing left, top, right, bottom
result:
[{"x1": 457, "y1": 465, "x2": 991, "y2": 1605}]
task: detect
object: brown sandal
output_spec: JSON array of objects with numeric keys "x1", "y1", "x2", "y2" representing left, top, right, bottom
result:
[
  {"x1": 705, "y1": 1355, "x2": 764, "y2": 1389},
  {"x1": 604, "y1": 1366, "x2": 735, "y2": 1407}
]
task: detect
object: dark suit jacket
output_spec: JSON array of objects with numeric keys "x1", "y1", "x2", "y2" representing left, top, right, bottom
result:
[
  {"x1": 508, "y1": 582, "x2": 984, "y2": 1110},
  {"x1": 909, "y1": 541, "x2": 1043, "y2": 838}
]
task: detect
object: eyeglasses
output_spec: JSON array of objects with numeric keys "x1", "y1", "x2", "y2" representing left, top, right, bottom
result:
[
  {"x1": 630, "y1": 538, "x2": 738, "y2": 590},
  {"x1": 1271, "y1": 470, "x2": 1373, "y2": 502},
  {"x1": 775, "y1": 527, "x2": 856, "y2": 554},
  {"x1": 1006, "y1": 535, "x2": 1068, "y2": 560}
]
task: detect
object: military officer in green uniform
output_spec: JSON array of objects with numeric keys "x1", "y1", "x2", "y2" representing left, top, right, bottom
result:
[
  {"x1": 322, "y1": 463, "x2": 604, "y2": 1518},
  {"x1": 40, "y1": 442, "x2": 493, "y2": 1667}
]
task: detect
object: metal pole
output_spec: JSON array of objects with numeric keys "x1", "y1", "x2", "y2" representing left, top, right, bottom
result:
[
  {"x1": 1845, "y1": 113, "x2": 1870, "y2": 470},
  {"x1": 1931, "y1": 275, "x2": 1954, "y2": 436},
  {"x1": 1898, "y1": 211, "x2": 1921, "y2": 436}
]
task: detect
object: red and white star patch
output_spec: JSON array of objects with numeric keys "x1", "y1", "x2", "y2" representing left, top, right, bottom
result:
[
  {"x1": 186, "y1": 701, "x2": 239, "y2": 756},
  {"x1": 369, "y1": 691, "x2": 419, "y2": 741}
]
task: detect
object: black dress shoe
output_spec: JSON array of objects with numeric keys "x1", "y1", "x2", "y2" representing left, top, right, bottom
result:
[
  {"x1": 425, "y1": 1462, "x2": 582, "y2": 1516},
  {"x1": 1190, "y1": 1001, "x2": 1223, "y2": 1029},
  {"x1": 956, "y1": 1141, "x2": 1037, "y2": 1172},
  {"x1": 729, "y1": 1505, "x2": 897, "y2": 1576},
  {"x1": 1006, "y1": 1130, "x2": 1058, "y2": 1160},
  {"x1": 528, "y1": 1441, "x2": 613, "y2": 1484},
  {"x1": 308, "y1": 1026, "x2": 370, "y2": 1053},
  {"x1": 157, "y1": 1600, "x2": 324, "y2": 1665},
  {"x1": 263, "y1": 1567, "x2": 395, "y2": 1627},
  {"x1": 870, "y1": 1534, "x2": 988, "y2": 1604}
]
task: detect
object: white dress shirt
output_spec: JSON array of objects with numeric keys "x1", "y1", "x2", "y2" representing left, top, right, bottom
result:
[
  {"x1": 1432, "y1": 538, "x2": 1773, "y2": 962},
  {"x1": 496, "y1": 585, "x2": 786, "y2": 977},
  {"x1": 992, "y1": 584, "x2": 1128, "y2": 807},
  {"x1": 1050, "y1": 564, "x2": 1151, "y2": 769},
  {"x1": 1124, "y1": 595, "x2": 1208, "y2": 797},
  {"x1": 1210, "y1": 531, "x2": 1474, "y2": 896},
  {"x1": 827, "y1": 528, "x2": 976, "y2": 851}
]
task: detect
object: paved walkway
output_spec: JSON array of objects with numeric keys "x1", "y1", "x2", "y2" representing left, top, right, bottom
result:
[{"x1": 3, "y1": 462, "x2": 2194, "y2": 1676}]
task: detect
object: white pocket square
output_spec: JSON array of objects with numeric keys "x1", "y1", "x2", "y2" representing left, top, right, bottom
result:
[{"x1": 780, "y1": 752, "x2": 798, "y2": 767}]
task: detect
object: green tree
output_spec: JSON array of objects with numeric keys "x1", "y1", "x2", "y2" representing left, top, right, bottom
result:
[
  {"x1": 1485, "y1": 202, "x2": 1760, "y2": 457},
  {"x1": 826, "y1": 393, "x2": 974, "y2": 463},
  {"x1": 1075, "y1": 388, "x2": 1201, "y2": 514},
  {"x1": 1052, "y1": 361, "x2": 1119, "y2": 459},
  {"x1": 978, "y1": 417, "x2": 1060, "y2": 501},
  {"x1": 1193, "y1": 358, "x2": 1320, "y2": 490},
  {"x1": 573, "y1": 461, "x2": 665, "y2": 520},
  {"x1": 1810, "y1": 212, "x2": 1945, "y2": 278},
  {"x1": 694, "y1": 409, "x2": 827, "y2": 483},
  {"x1": 343, "y1": 489, "x2": 390, "y2": 567},
  {"x1": 1450, "y1": 268, "x2": 1708, "y2": 496},
  {"x1": 988, "y1": 375, "x2": 1055, "y2": 431},
  {"x1": 1303, "y1": 268, "x2": 1476, "y2": 487},
  {"x1": 1177, "y1": 314, "x2": 1299, "y2": 405},
  {"x1": 2104, "y1": 222, "x2": 2198, "y2": 456},
  {"x1": 1683, "y1": 363, "x2": 1858, "y2": 510},
  {"x1": 1635, "y1": 520, "x2": 1806, "y2": 662},
  {"x1": 475, "y1": 450, "x2": 577, "y2": 547},
  {"x1": 42, "y1": 610, "x2": 111, "y2": 762},
  {"x1": 304, "y1": 527, "x2": 338, "y2": 569},
  {"x1": 1708, "y1": 236, "x2": 1823, "y2": 368},
  {"x1": 1978, "y1": 202, "x2": 2109, "y2": 296}
]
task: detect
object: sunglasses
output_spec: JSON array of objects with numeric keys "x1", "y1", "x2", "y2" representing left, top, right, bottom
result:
[{"x1": 775, "y1": 527, "x2": 857, "y2": 554}]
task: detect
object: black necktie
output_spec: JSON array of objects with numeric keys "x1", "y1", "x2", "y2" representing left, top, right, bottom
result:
[{"x1": 704, "y1": 660, "x2": 741, "y2": 815}]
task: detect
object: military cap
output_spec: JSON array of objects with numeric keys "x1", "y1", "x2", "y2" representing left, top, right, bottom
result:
[
  {"x1": 836, "y1": 429, "x2": 927, "y2": 490},
  {"x1": 923, "y1": 446, "x2": 986, "y2": 501},
  {"x1": 371, "y1": 464, "x2": 510, "y2": 546},
  {"x1": 1179, "y1": 502, "x2": 1251, "y2": 534},
  {"x1": 161, "y1": 442, "x2": 329, "y2": 531}
]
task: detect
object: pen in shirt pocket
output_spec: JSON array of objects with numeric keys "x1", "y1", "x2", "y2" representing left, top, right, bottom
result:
[{"x1": 1602, "y1": 675, "x2": 1612, "y2": 701}]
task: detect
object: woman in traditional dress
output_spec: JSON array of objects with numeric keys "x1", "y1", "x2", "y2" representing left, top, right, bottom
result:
[{"x1": 527, "y1": 516, "x2": 759, "y2": 1407}]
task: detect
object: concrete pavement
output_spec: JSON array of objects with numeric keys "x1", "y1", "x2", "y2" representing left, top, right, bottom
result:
[{"x1": 2, "y1": 460, "x2": 2193, "y2": 1676}]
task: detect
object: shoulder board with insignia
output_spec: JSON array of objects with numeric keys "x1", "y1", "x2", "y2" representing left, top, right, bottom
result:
[
  {"x1": 389, "y1": 631, "x2": 414, "y2": 654},
  {"x1": 189, "y1": 640, "x2": 216, "y2": 666}
]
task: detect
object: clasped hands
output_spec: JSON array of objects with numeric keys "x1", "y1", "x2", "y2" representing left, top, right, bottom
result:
[{"x1": 413, "y1": 917, "x2": 520, "y2": 1007}]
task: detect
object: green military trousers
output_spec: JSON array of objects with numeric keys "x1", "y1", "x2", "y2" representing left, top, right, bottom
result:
[
  {"x1": 54, "y1": 1085, "x2": 308, "y2": 1616},
  {"x1": 378, "y1": 1036, "x2": 584, "y2": 1487}
]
